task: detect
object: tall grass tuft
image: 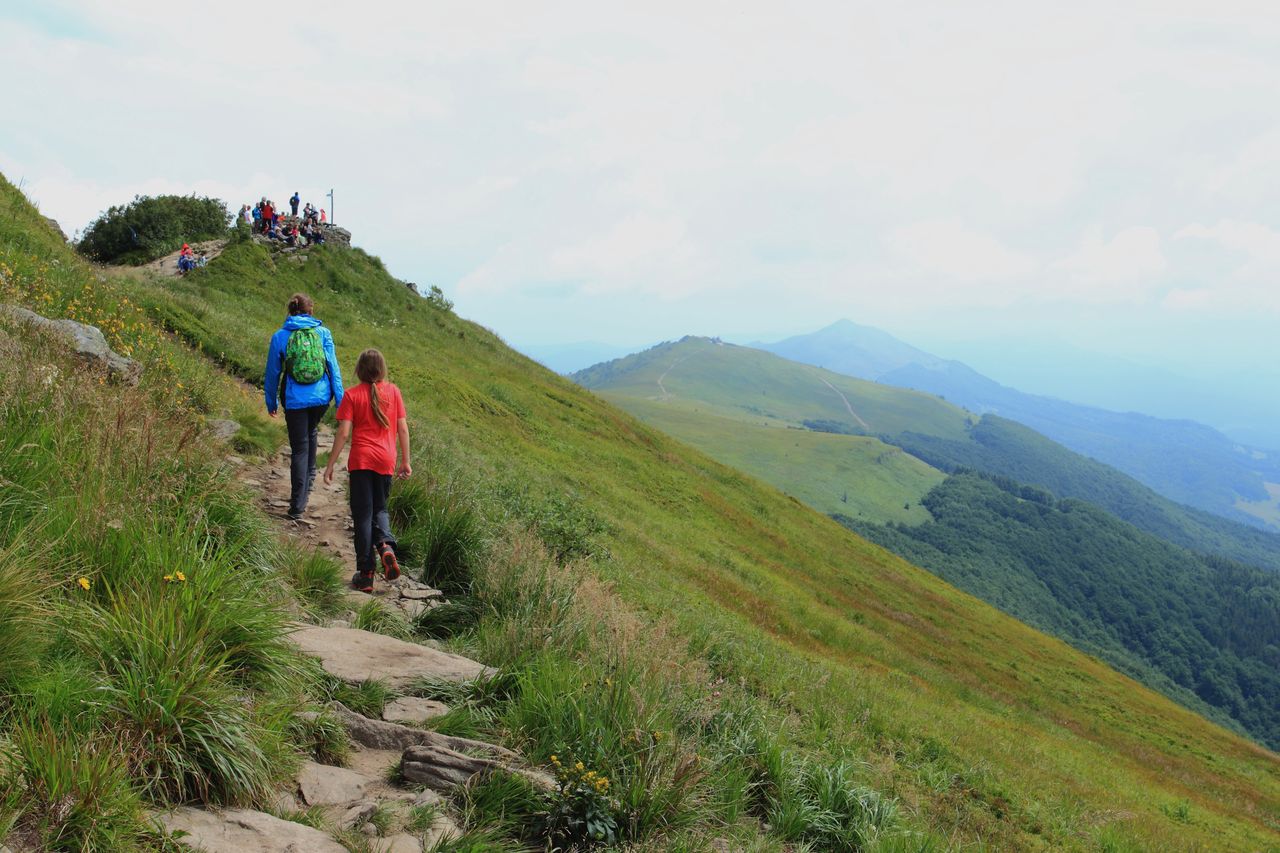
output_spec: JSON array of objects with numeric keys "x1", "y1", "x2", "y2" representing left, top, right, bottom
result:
[
  {"x1": 0, "y1": 535, "x2": 48, "y2": 689},
  {"x1": 353, "y1": 599, "x2": 415, "y2": 640},
  {"x1": 0, "y1": 720, "x2": 146, "y2": 851},
  {"x1": 279, "y1": 549, "x2": 346, "y2": 617},
  {"x1": 389, "y1": 475, "x2": 483, "y2": 594},
  {"x1": 72, "y1": 600, "x2": 287, "y2": 806}
]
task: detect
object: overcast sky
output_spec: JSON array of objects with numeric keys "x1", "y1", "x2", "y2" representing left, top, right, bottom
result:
[{"x1": 3, "y1": 0, "x2": 1279, "y2": 382}]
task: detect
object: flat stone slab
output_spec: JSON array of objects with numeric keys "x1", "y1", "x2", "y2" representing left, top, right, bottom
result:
[
  {"x1": 382, "y1": 834, "x2": 424, "y2": 853},
  {"x1": 296, "y1": 760, "x2": 374, "y2": 806},
  {"x1": 288, "y1": 625, "x2": 492, "y2": 688},
  {"x1": 161, "y1": 807, "x2": 347, "y2": 853},
  {"x1": 383, "y1": 696, "x2": 449, "y2": 724}
]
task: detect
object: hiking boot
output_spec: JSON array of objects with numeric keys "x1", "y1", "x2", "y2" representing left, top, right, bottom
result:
[
  {"x1": 378, "y1": 543, "x2": 400, "y2": 581},
  {"x1": 350, "y1": 571, "x2": 374, "y2": 593}
]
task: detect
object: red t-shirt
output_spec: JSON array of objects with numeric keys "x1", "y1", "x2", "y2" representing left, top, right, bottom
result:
[{"x1": 336, "y1": 382, "x2": 405, "y2": 475}]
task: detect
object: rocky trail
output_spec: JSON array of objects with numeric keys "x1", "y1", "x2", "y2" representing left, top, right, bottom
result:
[{"x1": 160, "y1": 430, "x2": 535, "y2": 853}]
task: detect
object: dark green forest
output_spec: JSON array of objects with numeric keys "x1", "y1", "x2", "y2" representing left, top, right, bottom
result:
[
  {"x1": 888, "y1": 415, "x2": 1280, "y2": 573},
  {"x1": 840, "y1": 472, "x2": 1280, "y2": 749}
]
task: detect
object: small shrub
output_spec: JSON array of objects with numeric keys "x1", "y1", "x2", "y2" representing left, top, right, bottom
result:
[
  {"x1": 78, "y1": 194, "x2": 231, "y2": 265},
  {"x1": 542, "y1": 754, "x2": 619, "y2": 845},
  {"x1": 426, "y1": 285, "x2": 454, "y2": 312}
]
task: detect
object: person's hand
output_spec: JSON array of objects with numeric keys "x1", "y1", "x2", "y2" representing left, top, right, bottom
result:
[
  {"x1": 323, "y1": 464, "x2": 336, "y2": 486},
  {"x1": 396, "y1": 462, "x2": 412, "y2": 480},
  {"x1": 268, "y1": 409, "x2": 279, "y2": 419}
]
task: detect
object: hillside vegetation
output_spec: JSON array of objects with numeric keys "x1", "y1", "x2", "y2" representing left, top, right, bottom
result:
[
  {"x1": 3, "y1": 174, "x2": 1280, "y2": 850},
  {"x1": 841, "y1": 473, "x2": 1280, "y2": 749},
  {"x1": 603, "y1": 396, "x2": 944, "y2": 525},
  {"x1": 765, "y1": 319, "x2": 1280, "y2": 531},
  {"x1": 893, "y1": 415, "x2": 1280, "y2": 573},
  {"x1": 579, "y1": 337, "x2": 1280, "y2": 754}
]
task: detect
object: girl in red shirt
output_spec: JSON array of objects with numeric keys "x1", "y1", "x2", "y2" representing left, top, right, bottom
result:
[{"x1": 324, "y1": 349, "x2": 413, "y2": 591}]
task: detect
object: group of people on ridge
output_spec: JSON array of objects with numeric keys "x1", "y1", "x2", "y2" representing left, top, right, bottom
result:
[
  {"x1": 263, "y1": 293, "x2": 411, "y2": 592},
  {"x1": 238, "y1": 192, "x2": 328, "y2": 247},
  {"x1": 177, "y1": 242, "x2": 208, "y2": 273}
]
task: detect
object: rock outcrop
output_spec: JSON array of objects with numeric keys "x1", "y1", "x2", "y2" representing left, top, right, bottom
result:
[{"x1": 1, "y1": 305, "x2": 141, "y2": 385}]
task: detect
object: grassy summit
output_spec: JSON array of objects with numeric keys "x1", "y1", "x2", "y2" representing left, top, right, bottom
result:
[{"x1": 2, "y1": 175, "x2": 1279, "y2": 850}]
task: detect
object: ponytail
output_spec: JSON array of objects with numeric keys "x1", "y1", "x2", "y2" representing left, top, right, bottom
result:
[
  {"x1": 368, "y1": 381, "x2": 390, "y2": 428},
  {"x1": 355, "y1": 349, "x2": 390, "y2": 428}
]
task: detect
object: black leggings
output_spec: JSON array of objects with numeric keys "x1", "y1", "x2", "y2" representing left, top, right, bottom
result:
[
  {"x1": 350, "y1": 469, "x2": 396, "y2": 572},
  {"x1": 284, "y1": 405, "x2": 328, "y2": 516}
]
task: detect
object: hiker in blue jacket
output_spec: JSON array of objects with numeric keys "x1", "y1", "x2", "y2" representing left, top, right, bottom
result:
[{"x1": 264, "y1": 292, "x2": 345, "y2": 520}]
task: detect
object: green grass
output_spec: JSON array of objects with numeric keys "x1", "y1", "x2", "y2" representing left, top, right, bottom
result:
[
  {"x1": 574, "y1": 336, "x2": 972, "y2": 440},
  {"x1": 4, "y1": 173, "x2": 1280, "y2": 850},
  {"x1": 612, "y1": 396, "x2": 944, "y2": 524}
]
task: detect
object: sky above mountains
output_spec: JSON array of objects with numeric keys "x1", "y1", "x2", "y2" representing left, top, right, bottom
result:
[{"x1": 4, "y1": 1, "x2": 1280, "y2": 388}]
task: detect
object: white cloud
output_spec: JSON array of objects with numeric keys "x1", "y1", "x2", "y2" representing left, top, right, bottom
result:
[
  {"x1": 1176, "y1": 220, "x2": 1280, "y2": 268},
  {"x1": 886, "y1": 220, "x2": 1036, "y2": 282},
  {"x1": 1053, "y1": 226, "x2": 1168, "y2": 302}
]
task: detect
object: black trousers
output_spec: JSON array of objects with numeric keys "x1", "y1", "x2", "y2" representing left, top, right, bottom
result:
[
  {"x1": 350, "y1": 469, "x2": 396, "y2": 572},
  {"x1": 284, "y1": 405, "x2": 328, "y2": 516}
]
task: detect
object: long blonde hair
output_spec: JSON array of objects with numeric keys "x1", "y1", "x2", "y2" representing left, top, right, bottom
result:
[{"x1": 355, "y1": 349, "x2": 390, "y2": 428}]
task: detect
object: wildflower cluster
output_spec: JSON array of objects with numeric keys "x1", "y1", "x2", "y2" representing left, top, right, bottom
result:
[
  {"x1": 163, "y1": 570, "x2": 187, "y2": 584},
  {"x1": 543, "y1": 752, "x2": 619, "y2": 845}
]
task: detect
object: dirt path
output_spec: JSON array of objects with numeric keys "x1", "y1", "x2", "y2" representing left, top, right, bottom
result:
[
  {"x1": 241, "y1": 426, "x2": 357, "y2": 569},
  {"x1": 656, "y1": 355, "x2": 690, "y2": 400},
  {"x1": 107, "y1": 238, "x2": 228, "y2": 280},
  {"x1": 819, "y1": 376, "x2": 871, "y2": 430}
]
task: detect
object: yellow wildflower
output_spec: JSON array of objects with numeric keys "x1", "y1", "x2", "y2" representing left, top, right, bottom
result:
[
  {"x1": 175, "y1": 570, "x2": 186, "y2": 582},
  {"x1": 77, "y1": 577, "x2": 91, "y2": 591}
]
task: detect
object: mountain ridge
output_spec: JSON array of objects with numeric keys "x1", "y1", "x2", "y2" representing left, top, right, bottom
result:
[{"x1": 762, "y1": 319, "x2": 1280, "y2": 531}]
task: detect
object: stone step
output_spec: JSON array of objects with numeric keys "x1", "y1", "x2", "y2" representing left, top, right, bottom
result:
[
  {"x1": 288, "y1": 625, "x2": 492, "y2": 688},
  {"x1": 383, "y1": 696, "x2": 449, "y2": 725},
  {"x1": 160, "y1": 807, "x2": 347, "y2": 853}
]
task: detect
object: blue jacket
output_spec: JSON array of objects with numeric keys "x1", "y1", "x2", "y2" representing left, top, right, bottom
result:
[{"x1": 264, "y1": 315, "x2": 344, "y2": 413}]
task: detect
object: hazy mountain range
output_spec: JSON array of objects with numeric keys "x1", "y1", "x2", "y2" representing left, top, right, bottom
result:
[{"x1": 762, "y1": 320, "x2": 1280, "y2": 532}]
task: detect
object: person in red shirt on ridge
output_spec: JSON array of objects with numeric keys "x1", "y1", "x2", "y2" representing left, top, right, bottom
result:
[
  {"x1": 261, "y1": 200, "x2": 275, "y2": 233},
  {"x1": 324, "y1": 348, "x2": 412, "y2": 592}
]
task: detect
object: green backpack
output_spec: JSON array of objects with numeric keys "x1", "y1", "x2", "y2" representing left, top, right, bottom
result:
[{"x1": 284, "y1": 327, "x2": 327, "y2": 384}]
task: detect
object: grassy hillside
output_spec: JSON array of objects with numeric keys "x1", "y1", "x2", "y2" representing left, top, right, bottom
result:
[
  {"x1": 574, "y1": 337, "x2": 973, "y2": 441},
  {"x1": 841, "y1": 473, "x2": 1280, "y2": 749},
  {"x1": 4, "y1": 175, "x2": 1280, "y2": 850},
  {"x1": 765, "y1": 320, "x2": 1280, "y2": 532},
  {"x1": 603, "y1": 396, "x2": 944, "y2": 525},
  {"x1": 574, "y1": 336, "x2": 1280, "y2": 750}
]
